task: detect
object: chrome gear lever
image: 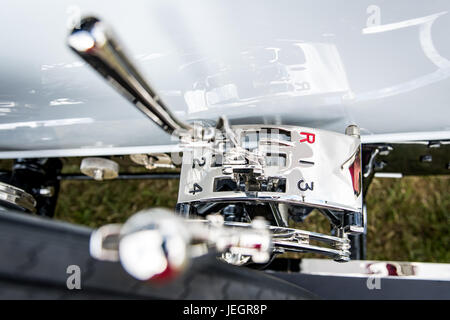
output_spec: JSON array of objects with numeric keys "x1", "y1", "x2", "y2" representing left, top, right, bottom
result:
[
  {"x1": 67, "y1": 17, "x2": 192, "y2": 136},
  {"x1": 90, "y1": 208, "x2": 272, "y2": 282},
  {"x1": 71, "y1": 17, "x2": 364, "y2": 269}
]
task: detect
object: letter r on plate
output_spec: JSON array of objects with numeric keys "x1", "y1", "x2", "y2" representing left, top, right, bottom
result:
[{"x1": 300, "y1": 132, "x2": 315, "y2": 144}]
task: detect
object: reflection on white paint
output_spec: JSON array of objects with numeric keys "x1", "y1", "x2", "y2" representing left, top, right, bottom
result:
[
  {"x1": 352, "y1": 68, "x2": 450, "y2": 102},
  {"x1": 362, "y1": 11, "x2": 447, "y2": 34},
  {"x1": 81, "y1": 140, "x2": 115, "y2": 148},
  {"x1": 0, "y1": 118, "x2": 94, "y2": 130},
  {"x1": 41, "y1": 61, "x2": 85, "y2": 71},
  {"x1": 0, "y1": 102, "x2": 16, "y2": 107},
  {"x1": 0, "y1": 144, "x2": 182, "y2": 160},
  {"x1": 0, "y1": 102, "x2": 16, "y2": 116},
  {"x1": 183, "y1": 41, "x2": 350, "y2": 113},
  {"x1": 136, "y1": 53, "x2": 166, "y2": 61},
  {"x1": 41, "y1": 53, "x2": 165, "y2": 73},
  {"x1": 159, "y1": 90, "x2": 182, "y2": 97},
  {"x1": 179, "y1": 57, "x2": 209, "y2": 71},
  {"x1": 419, "y1": 14, "x2": 450, "y2": 69},
  {"x1": 354, "y1": 11, "x2": 450, "y2": 102},
  {"x1": 50, "y1": 98, "x2": 84, "y2": 106},
  {"x1": 62, "y1": 61, "x2": 85, "y2": 69},
  {"x1": 296, "y1": 42, "x2": 350, "y2": 95},
  {"x1": 184, "y1": 90, "x2": 209, "y2": 113}
]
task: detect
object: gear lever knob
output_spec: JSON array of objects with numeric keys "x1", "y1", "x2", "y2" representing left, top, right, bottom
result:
[{"x1": 119, "y1": 208, "x2": 191, "y2": 282}]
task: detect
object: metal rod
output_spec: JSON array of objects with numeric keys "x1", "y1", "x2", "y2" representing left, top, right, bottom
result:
[
  {"x1": 59, "y1": 172, "x2": 180, "y2": 181},
  {"x1": 67, "y1": 17, "x2": 192, "y2": 136}
]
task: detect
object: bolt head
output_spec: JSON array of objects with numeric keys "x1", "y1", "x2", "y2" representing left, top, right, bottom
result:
[{"x1": 345, "y1": 125, "x2": 360, "y2": 138}]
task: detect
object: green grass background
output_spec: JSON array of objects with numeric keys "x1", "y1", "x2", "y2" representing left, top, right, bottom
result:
[
  {"x1": 1, "y1": 158, "x2": 448, "y2": 262},
  {"x1": 54, "y1": 175, "x2": 449, "y2": 263}
]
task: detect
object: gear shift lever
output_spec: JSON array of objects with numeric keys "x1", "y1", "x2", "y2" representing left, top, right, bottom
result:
[{"x1": 67, "y1": 17, "x2": 192, "y2": 136}]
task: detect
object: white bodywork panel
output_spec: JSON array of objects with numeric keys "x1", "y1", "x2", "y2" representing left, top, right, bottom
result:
[{"x1": 0, "y1": 0, "x2": 449, "y2": 158}]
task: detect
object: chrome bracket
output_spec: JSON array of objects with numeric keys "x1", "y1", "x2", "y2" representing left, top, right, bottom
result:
[{"x1": 0, "y1": 182, "x2": 36, "y2": 213}]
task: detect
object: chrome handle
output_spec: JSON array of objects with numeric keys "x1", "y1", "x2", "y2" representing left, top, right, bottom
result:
[{"x1": 67, "y1": 17, "x2": 192, "y2": 135}]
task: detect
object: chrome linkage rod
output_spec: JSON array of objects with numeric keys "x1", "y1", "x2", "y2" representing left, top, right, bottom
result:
[
  {"x1": 220, "y1": 221, "x2": 351, "y2": 262},
  {"x1": 90, "y1": 209, "x2": 350, "y2": 283}
]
